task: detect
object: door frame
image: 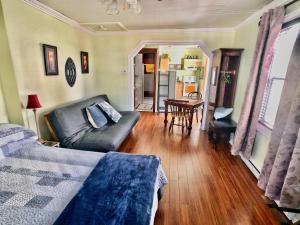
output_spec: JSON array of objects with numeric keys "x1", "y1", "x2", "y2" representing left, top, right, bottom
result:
[
  {"x1": 138, "y1": 48, "x2": 157, "y2": 113},
  {"x1": 128, "y1": 40, "x2": 213, "y2": 131}
]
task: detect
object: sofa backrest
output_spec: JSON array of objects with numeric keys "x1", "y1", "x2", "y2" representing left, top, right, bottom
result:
[{"x1": 47, "y1": 95, "x2": 109, "y2": 144}]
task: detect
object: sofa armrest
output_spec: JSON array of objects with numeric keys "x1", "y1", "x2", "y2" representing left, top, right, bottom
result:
[{"x1": 44, "y1": 114, "x2": 59, "y2": 142}]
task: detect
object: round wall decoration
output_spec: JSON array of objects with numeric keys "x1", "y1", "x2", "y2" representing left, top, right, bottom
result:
[{"x1": 65, "y1": 57, "x2": 76, "y2": 87}]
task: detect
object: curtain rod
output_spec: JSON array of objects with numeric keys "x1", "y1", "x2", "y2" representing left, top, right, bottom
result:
[
  {"x1": 258, "y1": 0, "x2": 299, "y2": 26},
  {"x1": 285, "y1": 0, "x2": 299, "y2": 8}
]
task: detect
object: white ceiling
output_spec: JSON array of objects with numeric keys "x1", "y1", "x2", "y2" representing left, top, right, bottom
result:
[{"x1": 36, "y1": 0, "x2": 273, "y2": 31}]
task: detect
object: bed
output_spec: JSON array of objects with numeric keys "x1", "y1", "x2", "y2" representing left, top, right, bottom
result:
[{"x1": 0, "y1": 124, "x2": 168, "y2": 225}]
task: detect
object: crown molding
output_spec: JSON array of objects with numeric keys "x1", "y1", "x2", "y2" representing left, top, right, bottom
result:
[
  {"x1": 79, "y1": 22, "x2": 128, "y2": 32},
  {"x1": 23, "y1": 0, "x2": 235, "y2": 36},
  {"x1": 23, "y1": 0, "x2": 300, "y2": 36},
  {"x1": 23, "y1": 0, "x2": 94, "y2": 35},
  {"x1": 93, "y1": 27, "x2": 235, "y2": 36}
]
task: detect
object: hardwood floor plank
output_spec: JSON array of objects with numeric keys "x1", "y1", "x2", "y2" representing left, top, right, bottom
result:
[{"x1": 119, "y1": 112, "x2": 280, "y2": 225}]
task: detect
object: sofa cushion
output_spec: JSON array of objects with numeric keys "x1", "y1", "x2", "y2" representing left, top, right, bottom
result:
[
  {"x1": 48, "y1": 95, "x2": 110, "y2": 146},
  {"x1": 86, "y1": 104, "x2": 108, "y2": 128},
  {"x1": 98, "y1": 101, "x2": 122, "y2": 123},
  {"x1": 213, "y1": 107, "x2": 233, "y2": 120},
  {"x1": 71, "y1": 111, "x2": 140, "y2": 152}
]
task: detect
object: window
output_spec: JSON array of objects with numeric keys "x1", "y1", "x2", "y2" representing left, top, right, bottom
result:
[{"x1": 259, "y1": 23, "x2": 300, "y2": 130}]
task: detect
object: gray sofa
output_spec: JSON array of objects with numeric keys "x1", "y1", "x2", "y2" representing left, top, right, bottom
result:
[{"x1": 47, "y1": 95, "x2": 140, "y2": 153}]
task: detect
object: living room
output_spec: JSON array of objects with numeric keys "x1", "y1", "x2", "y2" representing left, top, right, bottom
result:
[{"x1": 0, "y1": 0, "x2": 300, "y2": 224}]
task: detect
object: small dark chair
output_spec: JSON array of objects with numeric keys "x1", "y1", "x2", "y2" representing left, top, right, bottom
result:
[
  {"x1": 208, "y1": 108, "x2": 236, "y2": 149},
  {"x1": 187, "y1": 91, "x2": 203, "y2": 123}
]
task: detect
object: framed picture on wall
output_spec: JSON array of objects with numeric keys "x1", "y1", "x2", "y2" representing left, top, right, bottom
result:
[
  {"x1": 43, "y1": 44, "x2": 58, "y2": 75},
  {"x1": 80, "y1": 51, "x2": 89, "y2": 74}
]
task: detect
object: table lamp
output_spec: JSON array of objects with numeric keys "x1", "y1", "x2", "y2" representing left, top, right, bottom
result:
[{"x1": 26, "y1": 94, "x2": 42, "y2": 139}]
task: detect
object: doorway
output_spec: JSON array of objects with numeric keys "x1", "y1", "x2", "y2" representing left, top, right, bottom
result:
[
  {"x1": 156, "y1": 45, "x2": 209, "y2": 113},
  {"x1": 128, "y1": 40, "x2": 213, "y2": 131},
  {"x1": 134, "y1": 48, "x2": 157, "y2": 112}
]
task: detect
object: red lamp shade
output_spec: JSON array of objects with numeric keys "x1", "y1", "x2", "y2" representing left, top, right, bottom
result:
[{"x1": 26, "y1": 94, "x2": 42, "y2": 109}]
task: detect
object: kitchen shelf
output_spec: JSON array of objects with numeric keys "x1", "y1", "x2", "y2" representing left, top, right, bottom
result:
[
  {"x1": 157, "y1": 71, "x2": 170, "y2": 112},
  {"x1": 185, "y1": 67, "x2": 199, "y2": 71},
  {"x1": 183, "y1": 59, "x2": 201, "y2": 70}
]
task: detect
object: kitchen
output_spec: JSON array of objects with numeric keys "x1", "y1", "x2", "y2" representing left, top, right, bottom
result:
[
  {"x1": 134, "y1": 45, "x2": 208, "y2": 113},
  {"x1": 157, "y1": 45, "x2": 208, "y2": 112}
]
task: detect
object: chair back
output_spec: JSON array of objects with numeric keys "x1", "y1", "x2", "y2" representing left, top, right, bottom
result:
[
  {"x1": 188, "y1": 91, "x2": 202, "y2": 100},
  {"x1": 168, "y1": 99, "x2": 189, "y2": 118}
]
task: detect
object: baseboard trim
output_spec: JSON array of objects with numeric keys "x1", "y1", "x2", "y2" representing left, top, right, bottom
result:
[{"x1": 239, "y1": 153, "x2": 260, "y2": 179}]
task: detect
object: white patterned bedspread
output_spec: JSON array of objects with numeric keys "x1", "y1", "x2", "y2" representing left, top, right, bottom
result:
[{"x1": 0, "y1": 140, "x2": 105, "y2": 225}]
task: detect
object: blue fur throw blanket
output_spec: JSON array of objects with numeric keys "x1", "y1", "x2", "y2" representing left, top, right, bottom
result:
[{"x1": 54, "y1": 152, "x2": 166, "y2": 225}]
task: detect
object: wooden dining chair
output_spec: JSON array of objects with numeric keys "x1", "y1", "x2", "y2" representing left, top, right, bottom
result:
[
  {"x1": 168, "y1": 99, "x2": 189, "y2": 134},
  {"x1": 187, "y1": 91, "x2": 202, "y2": 123}
]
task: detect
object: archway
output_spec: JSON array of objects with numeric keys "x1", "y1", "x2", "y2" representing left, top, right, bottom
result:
[{"x1": 128, "y1": 40, "x2": 213, "y2": 130}]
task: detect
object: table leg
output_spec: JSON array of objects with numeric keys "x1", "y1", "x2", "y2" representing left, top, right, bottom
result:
[
  {"x1": 164, "y1": 102, "x2": 168, "y2": 126},
  {"x1": 188, "y1": 109, "x2": 194, "y2": 135}
]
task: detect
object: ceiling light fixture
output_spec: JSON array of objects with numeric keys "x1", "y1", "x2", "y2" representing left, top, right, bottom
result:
[{"x1": 99, "y1": 0, "x2": 142, "y2": 15}]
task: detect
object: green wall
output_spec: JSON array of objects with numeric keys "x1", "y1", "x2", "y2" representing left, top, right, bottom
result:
[
  {"x1": 94, "y1": 32, "x2": 235, "y2": 110},
  {"x1": 0, "y1": 82, "x2": 8, "y2": 123},
  {"x1": 0, "y1": 0, "x2": 98, "y2": 138},
  {"x1": 0, "y1": 0, "x2": 23, "y2": 124}
]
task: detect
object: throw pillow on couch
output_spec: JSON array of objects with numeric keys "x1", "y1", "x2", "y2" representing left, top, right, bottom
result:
[
  {"x1": 86, "y1": 104, "x2": 108, "y2": 128},
  {"x1": 98, "y1": 101, "x2": 122, "y2": 123}
]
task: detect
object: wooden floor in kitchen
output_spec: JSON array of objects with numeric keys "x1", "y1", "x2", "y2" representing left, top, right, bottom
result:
[{"x1": 119, "y1": 112, "x2": 279, "y2": 225}]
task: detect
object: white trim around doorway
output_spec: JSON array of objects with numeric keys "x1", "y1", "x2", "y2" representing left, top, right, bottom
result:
[{"x1": 128, "y1": 40, "x2": 213, "y2": 131}]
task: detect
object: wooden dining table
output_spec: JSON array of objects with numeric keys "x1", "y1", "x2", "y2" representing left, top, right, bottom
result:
[{"x1": 163, "y1": 98, "x2": 204, "y2": 134}]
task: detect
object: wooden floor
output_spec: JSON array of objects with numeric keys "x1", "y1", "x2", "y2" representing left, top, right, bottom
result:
[{"x1": 119, "y1": 112, "x2": 279, "y2": 225}]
